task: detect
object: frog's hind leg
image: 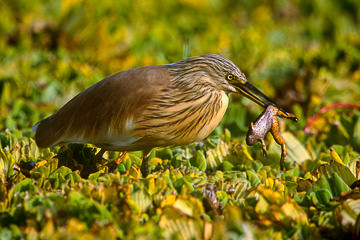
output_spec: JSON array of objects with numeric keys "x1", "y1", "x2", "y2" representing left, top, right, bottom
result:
[
  {"x1": 279, "y1": 142, "x2": 287, "y2": 171},
  {"x1": 270, "y1": 117, "x2": 287, "y2": 170}
]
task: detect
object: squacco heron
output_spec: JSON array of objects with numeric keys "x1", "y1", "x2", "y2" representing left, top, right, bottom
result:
[{"x1": 33, "y1": 54, "x2": 296, "y2": 176}]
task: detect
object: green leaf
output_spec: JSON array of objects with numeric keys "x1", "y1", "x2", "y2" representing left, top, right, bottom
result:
[
  {"x1": 246, "y1": 170, "x2": 260, "y2": 186},
  {"x1": 193, "y1": 150, "x2": 206, "y2": 171},
  {"x1": 50, "y1": 166, "x2": 72, "y2": 177},
  {"x1": 221, "y1": 161, "x2": 234, "y2": 171},
  {"x1": 131, "y1": 190, "x2": 152, "y2": 212},
  {"x1": 353, "y1": 116, "x2": 360, "y2": 151},
  {"x1": 314, "y1": 175, "x2": 332, "y2": 192},
  {"x1": 11, "y1": 178, "x2": 38, "y2": 195},
  {"x1": 315, "y1": 189, "x2": 332, "y2": 205},
  {"x1": 319, "y1": 161, "x2": 357, "y2": 187},
  {"x1": 269, "y1": 132, "x2": 311, "y2": 165},
  {"x1": 329, "y1": 172, "x2": 351, "y2": 197},
  {"x1": 88, "y1": 170, "x2": 103, "y2": 184},
  {"x1": 116, "y1": 163, "x2": 127, "y2": 173},
  {"x1": 335, "y1": 199, "x2": 360, "y2": 234}
]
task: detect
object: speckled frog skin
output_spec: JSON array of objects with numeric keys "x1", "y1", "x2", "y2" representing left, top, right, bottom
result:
[{"x1": 246, "y1": 105, "x2": 287, "y2": 170}]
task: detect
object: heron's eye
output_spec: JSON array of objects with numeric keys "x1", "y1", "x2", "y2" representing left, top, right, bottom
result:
[{"x1": 226, "y1": 74, "x2": 234, "y2": 81}]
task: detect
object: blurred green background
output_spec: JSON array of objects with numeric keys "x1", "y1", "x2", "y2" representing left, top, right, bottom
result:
[
  {"x1": 1, "y1": 0, "x2": 360, "y2": 239},
  {"x1": 1, "y1": 0, "x2": 360, "y2": 134}
]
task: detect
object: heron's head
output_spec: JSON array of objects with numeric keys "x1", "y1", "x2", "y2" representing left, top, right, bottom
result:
[{"x1": 170, "y1": 54, "x2": 297, "y2": 121}]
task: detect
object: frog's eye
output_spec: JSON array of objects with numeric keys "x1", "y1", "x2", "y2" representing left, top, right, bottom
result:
[{"x1": 226, "y1": 74, "x2": 234, "y2": 81}]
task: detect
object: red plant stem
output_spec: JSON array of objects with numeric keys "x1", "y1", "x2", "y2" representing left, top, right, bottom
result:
[{"x1": 304, "y1": 103, "x2": 360, "y2": 133}]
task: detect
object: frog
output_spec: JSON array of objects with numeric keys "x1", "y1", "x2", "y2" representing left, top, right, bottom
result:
[{"x1": 246, "y1": 104, "x2": 295, "y2": 170}]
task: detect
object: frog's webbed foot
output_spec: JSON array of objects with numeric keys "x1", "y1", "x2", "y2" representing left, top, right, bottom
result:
[
  {"x1": 277, "y1": 108, "x2": 298, "y2": 122},
  {"x1": 260, "y1": 139, "x2": 267, "y2": 158}
]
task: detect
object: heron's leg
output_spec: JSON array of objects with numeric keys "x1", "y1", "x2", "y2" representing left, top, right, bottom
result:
[
  {"x1": 107, "y1": 151, "x2": 128, "y2": 172},
  {"x1": 94, "y1": 149, "x2": 106, "y2": 163},
  {"x1": 140, "y1": 150, "x2": 152, "y2": 177},
  {"x1": 113, "y1": 151, "x2": 128, "y2": 165},
  {"x1": 270, "y1": 117, "x2": 287, "y2": 171}
]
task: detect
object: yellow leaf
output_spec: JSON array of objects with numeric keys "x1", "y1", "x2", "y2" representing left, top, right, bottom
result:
[
  {"x1": 127, "y1": 198, "x2": 142, "y2": 215},
  {"x1": 39, "y1": 220, "x2": 54, "y2": 240},
  {"x1": 173, "y1": 199, "x2": 194, "y2": 217},
  {"x1": 255, "y1": 195, "x2": 269, "y2": 214},
  {"x1": 161, "y1": 194, "x2": 176, "y2": 208},
  {"x1": 128, "y1": 166, "x2": 140, "y2": 179},
  {"x1": 241, "y1": 144, "x2": 254, "y2": 161},
  {"x1": 265, "y1": 177, "x2": 274, "y2": 189},
  {"x1": 61, "y1": 0, "x2": 83, "y2": 14},
  {"x1": 173, "y1": 197, "x2": 205, "y2": 217},
  {"x1": 149, "y1": 157, "x2": 162, "y2": 167},
  {"x1": 159, "y1": 208, "x2": 202, "y2": 240},
  {"x1": 280, "y1": 201, "x2": 307, "y2": 224},
  {"x1": 257, "y1": 186, "x2": 284, "y2": 205},
  {"x1": 66, "y1": 218, "x2": 87, "y2": 232},
  {"x1": 35, "y1": 160, "x2": 48, "y2": 168},
  {"x1": 330, "y1": 148, "x2": 345, "y2": 166},
  {"x1": 147, "y1": 178, "x2": 155, "y2": 195},
  {"x1": 204, "y1": 221, "x2": 213, "y2": 240}
]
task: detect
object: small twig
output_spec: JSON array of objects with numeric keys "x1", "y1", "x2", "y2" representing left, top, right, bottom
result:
[{"x1": 304, "y1": 103, "x2": 360, "y2": 133}]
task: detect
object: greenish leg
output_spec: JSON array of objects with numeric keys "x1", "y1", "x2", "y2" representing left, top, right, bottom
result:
[{"x1": 140, "y1": 150, "x2": 152, "y2": 177}]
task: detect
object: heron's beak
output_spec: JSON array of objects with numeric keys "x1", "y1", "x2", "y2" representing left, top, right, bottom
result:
[{"x1": 233, "y1": 81, "x2": 298, "y2": 122}]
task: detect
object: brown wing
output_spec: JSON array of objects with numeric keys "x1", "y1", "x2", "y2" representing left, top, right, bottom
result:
[{"x1": 34, "y1": 65, "x2": 171, "y2": 148}]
